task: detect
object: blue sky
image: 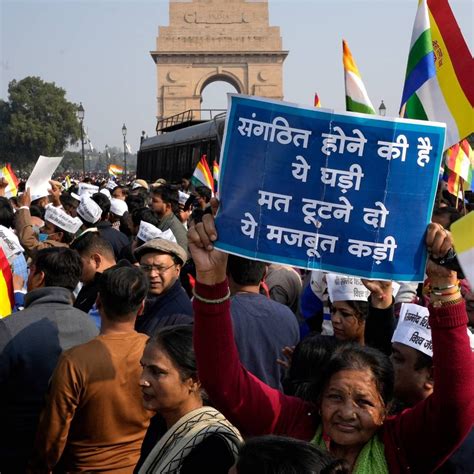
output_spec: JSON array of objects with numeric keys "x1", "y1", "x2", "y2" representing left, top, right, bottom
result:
[{"x1": 1, "y1": 0, "x2": 472, "y2": 153}]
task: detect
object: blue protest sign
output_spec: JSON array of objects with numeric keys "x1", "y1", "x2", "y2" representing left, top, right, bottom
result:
[{"x1": 215, "y1": 95, "x2": 446, "y2": 282}]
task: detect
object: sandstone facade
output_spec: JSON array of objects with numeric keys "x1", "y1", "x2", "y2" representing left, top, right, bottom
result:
[{"x1": 151, "y1": 0, "x2": 288, "y2": 123}]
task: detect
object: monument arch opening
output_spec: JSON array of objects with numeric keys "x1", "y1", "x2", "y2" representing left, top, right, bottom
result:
[{"x1": 200, "y1": 76, "x2": 240, "y2": 110}]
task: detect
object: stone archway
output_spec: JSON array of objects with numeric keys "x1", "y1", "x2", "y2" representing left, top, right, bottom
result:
[{"x1": 151, "y1": 0, "x2": 288, "y2": 124}]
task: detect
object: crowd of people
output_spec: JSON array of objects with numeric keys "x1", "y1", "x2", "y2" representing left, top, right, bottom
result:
[{"x1": 0, "y1": 172, "x2": 472, "y2": 473}]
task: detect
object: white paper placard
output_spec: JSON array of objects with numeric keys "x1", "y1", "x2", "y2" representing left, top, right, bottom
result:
[{"x1": 25, "y1": 155, "x2": 63, "y2": 201}]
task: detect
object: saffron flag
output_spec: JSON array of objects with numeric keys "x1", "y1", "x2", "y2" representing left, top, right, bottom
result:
[
  {"x1": 108, "y1": 164, "x2": 124, "y2": 176},
  {"x1": 213, "y1": 160, "x2": 220, "y2": 193},
  {"x1": 0, "y1": 164, "x2": 19, "y2": 198},
  {"x1": 314, "y1": 93, "x2": 321, "y2": 108},
  {"x1": 343, "y1": 39, "x2": 376, "y2": 115},
  {"x1": 191, "y1": 155, "x2": 214, "y2": 191},
  {"x1": 0, "y1": 247, "x2": 14, "y2": 318},
  {"x1": 400, "y1": 0, "x2": 473, "y2": 149}
]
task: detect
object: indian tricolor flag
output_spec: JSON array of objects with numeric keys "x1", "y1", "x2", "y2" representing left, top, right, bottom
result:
[
  {"x1": 192, "y1": 155, "x2": 214, "y2": 192},
  {"x1": 451, "y1": 212, "x2": 474, "y2": 288},
  {"x1": 108, "y1": 164, "x2": 124, "y2": 177},
  {"x1": 0, "y1": 164, "x2": 19, "y2": 198},
  {"x1": 343, "y1": 40, "x2": 376, "y2": 115},
  {"x1": 400, "y1": 0, "x2": 473, "y2": 149},
  {"x1": 0, "y1": 247, "x2": 14, "y2": 318}
]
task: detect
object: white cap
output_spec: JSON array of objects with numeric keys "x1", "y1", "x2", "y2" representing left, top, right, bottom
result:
[
  {"x1": 30, "y1": 189, "x2": 49, "y2": 202},
  {"x1": 392, "y1": 304, "x2": 433, "y2": 357},
  {"x1": 78, "y1": 182, "x2": 99, "y2": 197},
  {"x1": 106, "y1": 179, "x2": 118, "y2": 190},
  {"x1": 137, "y1": 221, "x2": 176, "y2": 244},
  {"x1": 99, "y1": 188, "x2": 112, "y2": 199},
  {"x1": 44, "y1": 206, "x2": 83, "y2": 234},
  {"x1": 110, "y1": 198, "x2": 128, "y2": 217},
  {"x1": 326, "y1": 273, "x2": 370, "y2": 303},
  {"x1": 178, "y1": 191, "x2": 190, "y2": 206},
  {"x1": 0, "y1": 225, "x2": 24, "y2": 261},
  {"x1": 77, "y1": 196, "x2": 102, "y2": 224}
]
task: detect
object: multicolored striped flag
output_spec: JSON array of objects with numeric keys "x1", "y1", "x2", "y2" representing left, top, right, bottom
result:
[
  {"x1": 445, "y1": 139, "x2": 473, "y2": 184},
  {"x1": 191, "y1": 155, "x2": 214, "y2": 191},
  {"x1": 451, "y1": 211, "x2": 474, "y2": 287},
  {"x1": 108, "y1": 164, "x2": 124, "y2": 176},
  {"x1": 343, "y1": 39, "x2": 376, "y2": 115},
  {"x1": 443, "y1": 139, "x2": 474, "y2": 196},
  {"x1": 213, "y1": 160, "x2": 220, "y2": 193},
  {"x1": 314, "y1": 93, "x2": 321, "y2": 108},
  {"x1": 400, "y1": 0, "x2": 473, "y2": 149},
  {"x1": 0, "y1": 164, "x2": 19, "y2": 198},
  {"x1": 0, "y1": 247, "x2": 14, "y2": 318}
]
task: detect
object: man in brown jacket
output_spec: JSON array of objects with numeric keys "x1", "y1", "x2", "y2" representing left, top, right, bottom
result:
[
  {"x1": 15, "y1": 188, "x2": 82, "y2": 256},
  {"x1": 30, "y1": 265, "x2": 153, "y2": 472}
]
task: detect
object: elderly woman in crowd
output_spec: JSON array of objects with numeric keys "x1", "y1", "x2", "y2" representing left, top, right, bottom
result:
[
  {"x1": 136, "y1": 325, "x2": 242, "y2": 473},
  {"x1": 188, "y1": 214, "x2": 473, "y2": 474}
]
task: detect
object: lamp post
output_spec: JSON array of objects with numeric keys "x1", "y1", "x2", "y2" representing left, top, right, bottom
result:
[
  {"x1": 77, "y1": 103, "x2": 85, "y2": 176},
  {"x1": 122, "y1": 123, "x2": 127, "y2": 178},
  {"x1": 378, "y1": 100, "x2": 386, "y2": 117}
]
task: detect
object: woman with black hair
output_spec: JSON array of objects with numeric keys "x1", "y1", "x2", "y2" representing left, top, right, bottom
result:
[{"x1": 137, "y1": 325, "x2": 242, "y2": 474}]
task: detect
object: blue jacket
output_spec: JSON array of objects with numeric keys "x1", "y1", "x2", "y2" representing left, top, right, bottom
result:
[{"x1": 136, "y1": 279, "x2": 193, "y2": 336}]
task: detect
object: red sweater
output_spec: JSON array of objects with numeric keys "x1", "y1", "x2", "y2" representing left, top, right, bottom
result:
[{"x1": 193, "y1": 279, "x2": 474, "y2": 474}]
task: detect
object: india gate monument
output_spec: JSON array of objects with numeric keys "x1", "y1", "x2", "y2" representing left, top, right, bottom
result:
[{"x1": 151, "y1": 0, "x2": 288, "y2": 125}]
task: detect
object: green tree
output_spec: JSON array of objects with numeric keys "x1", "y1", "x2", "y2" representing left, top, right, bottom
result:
[{"x1": 0, "y1": 76, "x2": 80, "y2": 169}]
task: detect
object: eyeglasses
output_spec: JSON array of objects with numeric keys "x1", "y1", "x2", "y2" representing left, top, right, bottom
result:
[{"x1": 140, "y1": 262, "x2": 177, "y2": 275}]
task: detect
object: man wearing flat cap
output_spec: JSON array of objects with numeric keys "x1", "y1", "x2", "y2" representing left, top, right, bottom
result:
[{"x1": 134, "y1": 238, "x2": 192, "y2": 335}]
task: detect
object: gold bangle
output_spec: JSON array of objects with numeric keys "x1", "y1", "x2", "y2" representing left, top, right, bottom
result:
[
  {"x1": 432, "y1": 296, "x2": 463, "y2": 308},
  {"x1": 192, "y1": 287, "x2": 231, "y2": 304}
]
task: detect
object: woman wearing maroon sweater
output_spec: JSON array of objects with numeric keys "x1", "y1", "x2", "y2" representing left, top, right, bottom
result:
[{"x1": 189, "y1": 217, "x2": 474, "y2": 474}]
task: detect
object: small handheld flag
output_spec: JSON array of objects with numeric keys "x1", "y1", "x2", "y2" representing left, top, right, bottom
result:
[
  {"x1": 0, "y1": 164, "x2": 19, "y2": 198},
  {"x1": 213, "y1": 160, "x2": 220, "y2": 194},
  {"x1": 191, "y1": 155, "x2": 214, "y2": 192},
  {"x1": 314, "y1": 93, "x2": 321, "y2": 108},
  {"x1": 108, "y1": 164, "x2": 124, "y2": 177}
]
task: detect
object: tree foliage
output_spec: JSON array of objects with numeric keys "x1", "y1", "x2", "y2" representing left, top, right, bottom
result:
[{"x1": 0, "y1": 76, "x2": 80, "y2": 169}]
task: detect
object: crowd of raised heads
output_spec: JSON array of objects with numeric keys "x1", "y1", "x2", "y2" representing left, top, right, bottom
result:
[{"x1": 0, "y1": 171, "x2": 472, "y2": 474}]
